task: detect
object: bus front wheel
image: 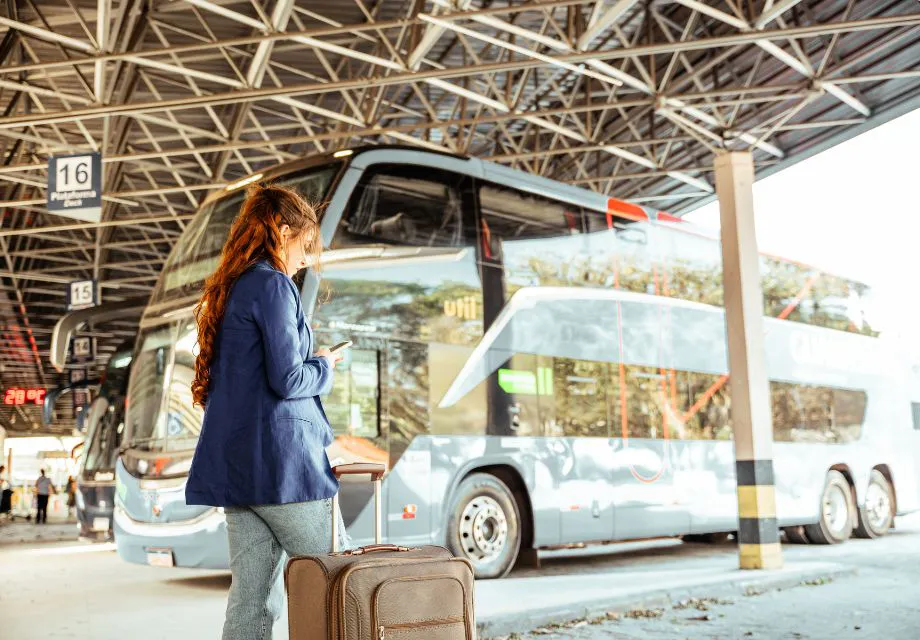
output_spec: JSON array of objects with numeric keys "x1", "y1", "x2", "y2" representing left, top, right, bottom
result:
[
  {"x1": 804, "y1": 471, "x2": 854, "y2": 545},
  {"x1": 447, "y1": 473, "x2": 521, "y2": 579},
  {"x1": 854, "y1": 469, "x2": 894, "y2": 539}
]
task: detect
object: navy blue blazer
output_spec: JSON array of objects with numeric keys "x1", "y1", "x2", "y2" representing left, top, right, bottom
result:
[{"x1": 186, "y1": 260, "x2": 338, "y2": 507}]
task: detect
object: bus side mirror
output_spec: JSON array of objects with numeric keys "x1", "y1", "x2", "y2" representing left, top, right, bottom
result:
[{"x1": 617, "y1": 227, "x2": 648, "y2": 245}]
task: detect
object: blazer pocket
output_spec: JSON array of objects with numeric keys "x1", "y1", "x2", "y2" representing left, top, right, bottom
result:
[
  {"x1": 272, "y1": 416, "x2": 329, "y2": 446},
  {"x1": 272, "y1": 416, "x2": 312, "y2": 430}
]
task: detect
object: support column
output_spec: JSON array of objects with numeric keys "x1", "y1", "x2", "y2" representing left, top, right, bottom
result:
[{"x1": 714, "y1": 152, "x2": 782, "y2": 570}]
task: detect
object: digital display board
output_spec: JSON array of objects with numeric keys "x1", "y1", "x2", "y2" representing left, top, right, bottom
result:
[{"x1": 3, "y1": 387, "x2": 47, "y2": 406}]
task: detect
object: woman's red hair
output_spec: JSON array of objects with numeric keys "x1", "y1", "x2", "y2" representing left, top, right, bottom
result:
[{"x1": 191, "y1": 183, "x2": 322, "y2": 407}]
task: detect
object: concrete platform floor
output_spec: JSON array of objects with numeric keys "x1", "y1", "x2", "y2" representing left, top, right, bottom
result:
[
  {"x1": 0, "y1": 513, "x2": 917, "y2": 639},
  {"x1": 0, "y1": 519, "x2": 81, "y2": 545}
]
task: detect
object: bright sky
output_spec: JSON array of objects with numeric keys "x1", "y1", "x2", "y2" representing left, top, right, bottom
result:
[{"x1": 684, "y1": 108, "x2": 920, "y2": 342}]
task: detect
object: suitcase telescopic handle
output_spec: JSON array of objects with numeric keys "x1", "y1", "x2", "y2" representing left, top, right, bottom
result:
[
  {"x1": 331, "y1": 463, "x2": 386, "y2": 552},
  {"x1": 333, "y1": 462, "x2": 386, "y2": 481}
]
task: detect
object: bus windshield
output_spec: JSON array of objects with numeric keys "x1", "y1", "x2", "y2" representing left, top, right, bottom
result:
[
  {"x1": 154, "y1": 164, "x2": 340, "y2": 303},
  {"x1": 81, "y1": 351, "x2": 132, "y2": 480},
  {"x1": 81, "y1": 397, "x2": 124, "y2": 481},
  {"x1": 123, "y1": 320, "x2": 201, "y2": 455}
]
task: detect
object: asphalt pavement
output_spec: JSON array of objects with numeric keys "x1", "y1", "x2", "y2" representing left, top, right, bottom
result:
[{"x1": 0, "y1": 513, "x2": 917, "y2": 639}]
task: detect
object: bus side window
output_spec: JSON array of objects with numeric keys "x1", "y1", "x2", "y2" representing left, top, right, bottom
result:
[
  {"x1": 583, "y1": 208, "x2": 643, "y2": 237},
  {"x1": 552, "y1": 359, "x2": 610, "y2": 438},
  {"x1": 337, "y1": 166, "x2": 466, "y2": 248},
  {"x1": 582, "y1": 208, "x2": 653, "y2": 295},
  {"x1": 621, "y1": 365, "x2": 663, "y2": 439},
  {"x1": 323, "y1": 349, "x2": 380, "y2": 439},
  {"x1": 771, "y1": 382, "x2": 801, "y2": 441},
  {"x1": 477, "y1": 183, "x2": 580, "y2": 262},
  {"x1": 913, "y1": 403, "x2": 920, "y2": 431},
  {"x1": 771, "y1": 382, "x2": 865, "y2": 443}
]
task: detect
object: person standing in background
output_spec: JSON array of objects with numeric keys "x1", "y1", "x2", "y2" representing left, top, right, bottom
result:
[
  {"x1": 66, "y1": 475, "x2": 77, "y2": 518},
  {"x1": 0, "y1": 464, "x2": 10, "y2": 521},
  {"x1": 34, "y1": 469, "x2": 55, "y2": 524}
]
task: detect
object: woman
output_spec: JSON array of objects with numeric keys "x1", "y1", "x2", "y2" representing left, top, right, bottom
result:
[{"x1": 186, "y1": 184, "x2": 345, "y2": 640}]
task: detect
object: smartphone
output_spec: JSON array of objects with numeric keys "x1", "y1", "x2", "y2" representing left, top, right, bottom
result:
[{"x1": 329, "y1": 340, "x2": 353, "y2": 354}]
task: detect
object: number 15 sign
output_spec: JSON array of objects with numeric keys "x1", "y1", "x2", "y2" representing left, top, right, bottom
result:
[
  {"x1": 47, "y1": 152, "x2": 102, "y2": 222},
  {"x1": 66, "y1": 279, "x2": 99, "y2": 311}
]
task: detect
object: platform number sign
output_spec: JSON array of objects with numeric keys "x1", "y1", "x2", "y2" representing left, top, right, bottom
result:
[
  {"x1": 71, "y1": 336, "x2": 96, "y2": 364},
  {"x1": 66, "y1": 279, "x2": 98, "y2": 311},
  {"x1": 47, "y1": 152, "x2": 102, "y2": 222},
  {"x1": 70, "y1": 367, "x2": 90, "y2": 413}
]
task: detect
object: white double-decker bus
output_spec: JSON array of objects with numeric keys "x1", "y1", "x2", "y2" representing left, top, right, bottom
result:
[{"x1": 114, "y1": 146, "x2": 920, "y2": 578}]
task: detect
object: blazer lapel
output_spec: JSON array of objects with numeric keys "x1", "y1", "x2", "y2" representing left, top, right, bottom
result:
[{"x1": 304, "y1": 320, "x2": 314, "y2": 357}]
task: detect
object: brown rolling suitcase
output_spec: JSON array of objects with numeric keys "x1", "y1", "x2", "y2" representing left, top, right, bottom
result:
[{"x1": 285, "y1": 462, "x2": 476, "y2": 639}]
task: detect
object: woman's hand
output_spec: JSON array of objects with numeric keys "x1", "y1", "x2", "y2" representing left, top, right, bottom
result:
[{"x1": 315, "y1": 347, "x2": 343, "y2": 369}]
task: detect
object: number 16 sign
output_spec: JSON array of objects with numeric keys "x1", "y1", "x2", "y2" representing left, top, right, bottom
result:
[{"x1": 47, "y1": 152, "x2": 102, "y2": 222}]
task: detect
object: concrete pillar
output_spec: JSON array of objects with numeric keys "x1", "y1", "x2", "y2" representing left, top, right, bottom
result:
[{"x1": 714, "y1": 152, "x2": 782, "y2": 570}]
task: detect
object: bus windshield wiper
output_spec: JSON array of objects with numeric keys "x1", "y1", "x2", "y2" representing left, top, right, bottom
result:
[{"x1": 119, "y1": 436, "x2": 168, "y2": 455}]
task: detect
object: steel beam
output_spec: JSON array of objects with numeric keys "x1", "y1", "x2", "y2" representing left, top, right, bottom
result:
[
  {"x1": 755, "y1": 0, "x2": 807, "y2": 30},
  {"x1": 673, "y1": 0, "x2": 873, "y2": 116},
  {"x1": 576, "y1": 0, "x2": 642, "y2": 49},
  {"x1": 0, "y1": 0, "x2": 592, "y2": 77},
  {"x1": 0, "y1": 214, "x2": 194, "y2": 238},
  {"x1": 0, "y1": 14, "x2": 913, "y2": 129}
]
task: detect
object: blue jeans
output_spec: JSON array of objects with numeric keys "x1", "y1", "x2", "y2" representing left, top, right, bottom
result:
[{"x1": 222, "y1": 498, "x2": 349, "y2": 640}]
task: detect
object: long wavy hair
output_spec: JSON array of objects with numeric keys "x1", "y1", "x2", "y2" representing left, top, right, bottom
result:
[{"x1": 191, "y1": 183, "x2": 322, "y2": 407}]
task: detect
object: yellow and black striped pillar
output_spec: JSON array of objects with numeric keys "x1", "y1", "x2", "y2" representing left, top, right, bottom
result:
[
  {"x1": 736, "y1": 461, "x2": 781, "y2": 569},
  {"x1": 714, "y1": 152, "x2": 783, "y2": 570}
]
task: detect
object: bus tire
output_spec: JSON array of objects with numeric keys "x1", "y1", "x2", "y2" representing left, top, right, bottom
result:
[
  {"x1": 447, "y1": 473, "x2": 521, "y2": 579},
  {"x1": 804, "y1": 471, "x2": 854, "y2": 545},
  {"x1": 783, "y1": 525, "x2": 810, "y2": 544},
  {"x1": 854, "y1": 469, "x2": 894, "y2": 539}
]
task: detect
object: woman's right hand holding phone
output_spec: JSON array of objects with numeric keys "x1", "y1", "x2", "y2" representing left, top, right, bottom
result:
[{"x1": 315, "y1": 347, "x2": 343, "y2": 369}]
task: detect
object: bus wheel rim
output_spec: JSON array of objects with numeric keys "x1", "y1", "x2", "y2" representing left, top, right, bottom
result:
[
  {"x1": 865, "y1": 481, "x2": 891, "y2": 531},
  {"x1": 824, "y1": 484, "x2": 849, "y2": 535},
  {"x1": 459, "y1": 496, "x2": 508, "y2": 563}
]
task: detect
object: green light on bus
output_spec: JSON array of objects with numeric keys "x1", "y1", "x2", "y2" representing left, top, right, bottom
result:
[{"x1": 497, "y1": 367, "x2": 553, "y2": 395}]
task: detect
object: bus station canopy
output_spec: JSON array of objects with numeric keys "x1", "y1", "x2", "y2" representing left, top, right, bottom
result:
[{"x1": 0, "y1": 0, "x2": 918, "y2": 434}]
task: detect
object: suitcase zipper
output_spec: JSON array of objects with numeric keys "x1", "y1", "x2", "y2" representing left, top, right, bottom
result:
[{"x1": 378, "y1": 615, "x2": 466, "y2": 638}]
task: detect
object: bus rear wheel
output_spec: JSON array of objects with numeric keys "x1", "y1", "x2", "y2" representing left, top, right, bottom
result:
[
  {"x1": 804, "y1": 471, "x2": 854, "y2": 545},
  {"x1": 447, "y1": 473, "x2": 521, "y2": 579},
  {"x1": 854, "y1": 470, "x2": 894, "y2": 539}
]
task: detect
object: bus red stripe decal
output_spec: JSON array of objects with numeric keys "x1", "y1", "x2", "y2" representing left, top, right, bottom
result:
[
  {"x1": 657, "y1": 212, "x2": 682, "y2": 223},
  {"x1": 607, "y1": 197, "x2": 648, "y2": 222},
  {"x1": 481, "y1": 218, "x2": 493, "y2": 259}
]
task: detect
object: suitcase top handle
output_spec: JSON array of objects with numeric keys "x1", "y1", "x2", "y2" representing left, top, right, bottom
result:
[
  {"x1": 332, "y1": 544, "x2": 414, "y2": 557},
  {"x1": 333, "y1": 462, "x2": 386, "y2": 481}
]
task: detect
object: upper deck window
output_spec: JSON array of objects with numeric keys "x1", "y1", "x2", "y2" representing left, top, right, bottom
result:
[
  {"x1": 334, "y1": 165, "x2": 467, "y2": 248},
  {"x1": 155, "y1": 165, "x2": 338, "y2": 301},
  {"x1": 478, "y1": 183, "x2": 580, "y2": 257}
]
